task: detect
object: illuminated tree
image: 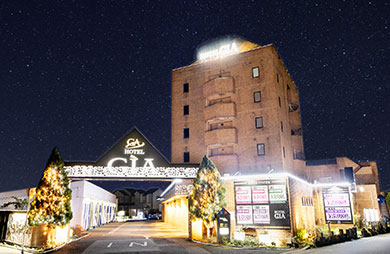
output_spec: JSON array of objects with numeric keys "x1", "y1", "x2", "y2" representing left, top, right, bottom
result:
[
  {"x1": 28, "y1": 147, "x2": 72, "y2": 227},
  {"x1": 189, "y1": 155, "x2": 225, "y2": 238}
]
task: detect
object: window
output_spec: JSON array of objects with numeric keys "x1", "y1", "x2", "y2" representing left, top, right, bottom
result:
[
  {"x1": 184, "y1": 152, "x2": 190, "y2": 162},
  {"x1": 255, "y1": 117, "x2": 263, "y2": 129},
  {"x1": 183, "y1": 105, "x2": 189, "y2": 115},
  {"x1": 252, "y1": 67, "x2": 259, "y2": 78},
  {"x1": 277, "y1": 73, "x2": 279, "y2": 83},
  {"x1": 183, "y1": 83, "x2": 189, "y2": 93},
  {"x1": 257, "y1": 143, "x2": 265, "y2": 156},
  {"x1": 254, "y1": 91, "x2": 261, "y2": 103},
  {"x1": 283, "y1": 146, "x2": 286, "y2": 158},
  {"x1": 184, "y1": 128, "x2": 189, "y2": 138},
  {"x1": 278, "y1": 97, "x2": 281, "y2": 107},
  {"x1": 281, "y1": 121, "x2": 283, "y2": 132}
]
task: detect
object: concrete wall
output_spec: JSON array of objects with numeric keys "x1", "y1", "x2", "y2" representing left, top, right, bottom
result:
[
  {"x1": 354, "y1": 184, "x2": 380, "y2": 222},
  {"x1": 0, "y1": 189, "x2": 28, "y2": 209},
  {"x1": 163, "y1": 196, "x2": 189, "y2": 233},
  {"x1": 288, "y1": 177, "x2": 316, "y2": 233},
  {"x1": 70, "y1": 181, "x2": 116, "y2": 230}
]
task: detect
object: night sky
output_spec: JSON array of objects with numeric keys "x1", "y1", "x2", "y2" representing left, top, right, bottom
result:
[{"x1": 0, "y1": 1, "x2": 389, "y2": 193}]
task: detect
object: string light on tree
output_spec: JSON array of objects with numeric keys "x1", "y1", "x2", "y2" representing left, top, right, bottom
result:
[
  {"x1": 189, "y1": 155, "x2": 226, "y2": 239},
  {"x1": 28, "y1": 147, "x2": 72, "y2": 247}
]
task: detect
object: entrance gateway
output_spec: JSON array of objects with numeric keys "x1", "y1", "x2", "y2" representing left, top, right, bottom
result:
[
  {"x1": 65, "y1": 127, "x2": 198, "y2": 180},
  {"x1": 64, "y1": 127, "x2": 199, "y2": 236}
]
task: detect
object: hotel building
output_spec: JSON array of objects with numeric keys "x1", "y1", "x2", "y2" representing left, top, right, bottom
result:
[
  {"x1": 171, "y1": 39, "x2": 305, "y2": 177},
  {"x1": 168, "y1": 38, "x2": 384, "y2": 243}
]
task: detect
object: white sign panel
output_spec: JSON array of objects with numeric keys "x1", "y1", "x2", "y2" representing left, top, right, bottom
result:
[
  {"x1": 325, "y1": 207, "x2": 352, "y2": 221},
  {"x1": 252, "y1": 186, "x2": 268, "y2": 204},
  {"x1": 253, "y1": 205, "x2": 270, "y2": 224},
  {"x1": 236, "y1": 205, "x2": 253, "y2": 224},
  {"x1": 269, "y1": 185, "x2": 287, "y2": 203},
  {"x1": 323, "y1": 194, "x2": 350, "y2": 207},
  {"x1": 235, "y1": 186, "x2": 252, "y2": 204}
]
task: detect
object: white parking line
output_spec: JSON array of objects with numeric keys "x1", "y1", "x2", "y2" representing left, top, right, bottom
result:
[
  {"x1": 107, "y1": 242, "x2": 113, "y2": 248},
  {"x1": 129, "y1": 241, "x2": 147, "y2": 247},
  {"x1": 105, "y1": 222, "x2": 128, "y2": 235}
]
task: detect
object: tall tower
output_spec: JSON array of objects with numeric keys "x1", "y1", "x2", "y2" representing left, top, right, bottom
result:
[{"x1": 171, "y1": 39, "x2": 305, "y2": 177}]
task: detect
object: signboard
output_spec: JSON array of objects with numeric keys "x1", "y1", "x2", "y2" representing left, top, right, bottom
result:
[
  {"x1": 234, "y1": 178, "x2": 290, "y2": 227},
  {"x1": 269, "y1": 185, "x2": 287, "y2": 203},
  {"x1": 252, "y1": 186, "x2": 268, "y2": 204},
  {"x1": 323, "y1": 193, "x2": 350, "y2": 207},
  {"x1": 325, "y1": 207, "x2": 352, "y2": 221},
  {"x1": 322, "y1": 186, "x2": 353, "y2": 224},
  {"x1": 198, "y1": 42, "x2": 239, "y2": 61},
  {"x1": 64, "y1": 127, "x2": 198, "y2": 180},
  {"x1": 236, "y1": 205, "x2": 253, "y2": 224},
  {"x1": 253, "y1": 205, "x2": 270, "y2": 224},
  {"x1": 270, "y1": 204, "x2": 290, "y2": 226},
  {"x1": 235, "y1": 186, "x2": 251, "y2": 204}
]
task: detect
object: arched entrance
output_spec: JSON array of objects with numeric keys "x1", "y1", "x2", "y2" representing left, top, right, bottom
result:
[{"x1": 64, "y1": 127, "x2": 198, "y2": 236}]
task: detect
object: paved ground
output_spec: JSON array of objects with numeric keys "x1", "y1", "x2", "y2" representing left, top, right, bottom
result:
[
  {"x1": 302, "y1": 233, "x2": 390, "y2": 254},
  {"x1": 0, "y1": 246, "x2": 21, "y2": 254},
  {"x1": 2, "y1": 223, "x2": 390, "y2": 253},
  {"x1": 54, "y1": 221, "x2": 286, "y2": 254}
]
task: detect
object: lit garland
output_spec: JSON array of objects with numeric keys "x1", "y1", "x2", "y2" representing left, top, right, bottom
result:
[
  {"x1": 189, "y1": 155, "x2": 226, "y2": 227},
  {"x1": 28, "y1": 147, "x2": 73, "y2": 227}
]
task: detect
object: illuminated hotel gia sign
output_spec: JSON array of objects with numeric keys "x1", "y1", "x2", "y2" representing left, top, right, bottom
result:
[
  {"x1": 125, "y1": 138, "x2": 145, "y2": 154},
  {"x1": 64, "y1": 127, "x2": 198, "y2": 179},
  {"x1": 198, "y1": 42, "x2": 239, "y2": 61}
]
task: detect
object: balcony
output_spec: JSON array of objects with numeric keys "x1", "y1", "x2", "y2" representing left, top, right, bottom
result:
[
  {"x1": 204, "y1": 102, "x2": 236, "y2": 120},
  {"x1": 203, "y1": 77, "x2": 234, "y2": 97},
  {"x1": 204, "y1": 128, "x2": 237, "y2": 146}
]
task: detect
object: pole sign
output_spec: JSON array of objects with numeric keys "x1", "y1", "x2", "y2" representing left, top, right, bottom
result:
[
  {"x1": 234, "y1": 178, "x2": 290, "y2": 227},
  {"x1": 322, "y1": 186, "x2": 353, "y2": 224}
]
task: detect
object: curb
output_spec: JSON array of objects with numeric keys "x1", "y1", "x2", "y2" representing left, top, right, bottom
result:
[
  {"x1": 0, "y1": 233, "x2": 90, "y2": 254},
  {"x1": 281, "y1": 246, "x2": 310, "y2": 253},
  {"x1": 191, "y1": 239, "x2": 289, "y2": 251}
]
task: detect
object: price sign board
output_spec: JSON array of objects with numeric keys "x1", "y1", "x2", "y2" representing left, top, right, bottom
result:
[
  {"x1": 235, "y1": 177, "x2": 290, "y2": 227},
  {"x1": 235, "y1": 186, "x2": 252, "y2": 204},
  {"x1": 252, "y1": 186, "x2": 268, "y2": 204},
  {"x1": 322, "y1": 186, "x2": 353, "y2": 224},
  {"x1": 236, "y1": 205, "x2": 253, "y2": 224},
  {"x1": 253, "y1": 205, "x2": 270, "y2": 224},
  {"x1": 269, "y1": 185, "x2": 287, "y2": 203}
]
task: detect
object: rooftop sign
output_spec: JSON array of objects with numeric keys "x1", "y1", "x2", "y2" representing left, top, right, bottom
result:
[{"x1": 198, "y1": 42, "x2": 239, "y2": 61}]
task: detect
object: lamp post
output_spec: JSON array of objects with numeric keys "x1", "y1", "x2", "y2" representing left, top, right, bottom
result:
[{"x1": 21, "y1": 188, "x2": 35, "y2": 254}]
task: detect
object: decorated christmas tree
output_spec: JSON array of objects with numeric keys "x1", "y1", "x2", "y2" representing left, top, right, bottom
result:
[
  {"x1": 189, "y1": 155, "x2": 226, "y2": 237},
  {"x1": 28, "y1": 147, "x2": 72, "y2": 227}
]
